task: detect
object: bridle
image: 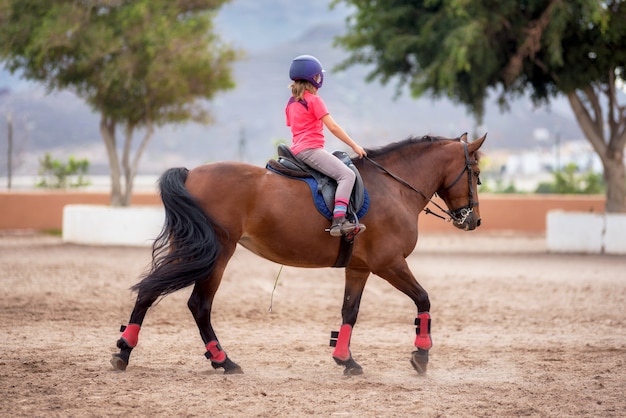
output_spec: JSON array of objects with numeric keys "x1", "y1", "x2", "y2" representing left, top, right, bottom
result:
[
  {"x1": 435, "y1": 140, "x2": 481, "y2": 224},
  {"x1": 364, "y1": 141, "x2": 480, "y2": 225}
]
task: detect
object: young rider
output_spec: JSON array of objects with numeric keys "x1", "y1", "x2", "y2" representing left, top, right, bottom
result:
[{"x1": 285, "y1": 54, "x2": 367, "y2": 237}]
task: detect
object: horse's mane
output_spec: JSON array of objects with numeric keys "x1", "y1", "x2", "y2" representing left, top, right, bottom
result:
[{"x1": 364, "y1": 135, "x2": 458, "y2": 159}]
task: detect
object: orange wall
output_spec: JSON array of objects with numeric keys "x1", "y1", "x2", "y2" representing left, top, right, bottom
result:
[
  {"x1": 452, "y1": 194, "x2": 604, "y2": 233},
  {"x1": 0, "y1": 191, "x2": 605, "y2": 233},
  {"x1": 0, "y1": 191, "x2": 160, "y2": 230}
]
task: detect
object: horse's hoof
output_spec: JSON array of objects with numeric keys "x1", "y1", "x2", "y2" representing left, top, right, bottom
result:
[
  {"x1": 110, "y1": 354, "x2": 128, "y2": 371},
  {"x1": 224, "y1": 366, "x2": 244, "y2": 375},
  {"x1": 410, "y1": 349, "x2": 429, "y2": 374},
  {"x1": 334, "y1": 356, "x2": 363, "y2": 376},
  {"x1": 344, "y1": 364, "x2": 363, "y2": 376},
  {"x1": 212, "y1": 357, "x2": 243, "y2": 374}
]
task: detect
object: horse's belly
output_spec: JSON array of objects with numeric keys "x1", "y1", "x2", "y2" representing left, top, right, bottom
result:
[{"x1": 238, "y1": 235, "x2": 339, "y2": 268}]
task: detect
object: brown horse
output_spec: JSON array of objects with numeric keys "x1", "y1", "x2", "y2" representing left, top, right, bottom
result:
[{"x1": 111, "y1": 132, "x2": 486, "y2": 375}]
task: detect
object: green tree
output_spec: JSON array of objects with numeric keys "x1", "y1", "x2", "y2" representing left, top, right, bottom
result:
[
  {"x1": 0, "y1": 0, "x2": 237, "y2": 206},
  {"x1": 333, "y1": 0, "x2": 626, "y2": 212},
  {"x1": 36, "y1": 152, "x2": 90, "y2": 189}
]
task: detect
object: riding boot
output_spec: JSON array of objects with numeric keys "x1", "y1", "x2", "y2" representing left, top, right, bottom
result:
[{"x1": 329, "y1": 216, "x2": 366, "y2": 237}]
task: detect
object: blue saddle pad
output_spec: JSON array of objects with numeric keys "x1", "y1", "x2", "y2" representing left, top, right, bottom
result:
[{"x1": 267, "y1": 165, "x2": 369, "y2": 220}]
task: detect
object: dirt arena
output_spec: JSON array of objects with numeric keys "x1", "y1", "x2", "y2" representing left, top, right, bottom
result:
[{"x1": 1, "y1": 231, "x2": 625, "y2": 417}]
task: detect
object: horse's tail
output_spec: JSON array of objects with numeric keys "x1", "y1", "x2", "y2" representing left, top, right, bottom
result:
[{"x1": 131, "y1": 167, "x2": 221, "y2": 299}]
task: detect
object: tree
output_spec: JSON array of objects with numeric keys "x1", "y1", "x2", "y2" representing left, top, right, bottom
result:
[
  {"x1": 333, "y1": 0, "x2": 626, "y2": 212},
  {"x1": 0, "y1": 0, "x2": 237, "y2": 206}
]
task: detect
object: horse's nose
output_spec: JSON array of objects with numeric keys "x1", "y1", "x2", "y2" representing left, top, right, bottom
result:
[{"x1": 476, "y1": 218, "x2": 481, "y2": 227}]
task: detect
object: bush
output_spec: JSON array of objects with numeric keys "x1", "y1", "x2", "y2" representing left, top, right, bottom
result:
[
  {"x1": 36, "y1": 153, "x2": 91, "y2": 189},
  {"x1": 535, "y1": 163, "x2": 604, "y2": 194}
]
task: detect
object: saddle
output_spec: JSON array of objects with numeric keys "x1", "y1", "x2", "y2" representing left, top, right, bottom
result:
[{"x1": 266, "y1": 144, "x2": 369, "y2": 221}]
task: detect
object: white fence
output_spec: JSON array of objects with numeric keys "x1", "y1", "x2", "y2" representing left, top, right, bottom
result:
[
  {"x1": 62, "y1": 205, "x2": 164, "y2": 247},
  {"x1": 547, "y1": 211, "x2": 626, "y2": 254}
]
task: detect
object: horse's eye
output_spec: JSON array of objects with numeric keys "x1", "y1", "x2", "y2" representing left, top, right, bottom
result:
[{"x1": 476, "y1": 174, "x2": 482, "y2": 186}]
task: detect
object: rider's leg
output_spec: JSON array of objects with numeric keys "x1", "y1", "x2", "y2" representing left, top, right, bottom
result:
[{"x1": 296, "y1": 148, "x2": 365, "y2": 236}]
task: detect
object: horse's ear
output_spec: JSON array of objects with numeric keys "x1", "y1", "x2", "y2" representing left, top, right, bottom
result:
[
  {"x1": 459, "y1": 132, "x2": 468, "y2": 142},
  {"x1": 468, "y1": 133, "x2": 487, "y2": 152}
]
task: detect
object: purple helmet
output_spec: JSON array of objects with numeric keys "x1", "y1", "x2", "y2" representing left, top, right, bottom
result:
[{"x1": 289, "y1": 55, "x2": 325, "y2": 89}]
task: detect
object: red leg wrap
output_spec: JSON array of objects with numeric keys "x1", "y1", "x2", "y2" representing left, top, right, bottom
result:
[
  {"x1": 414, "y1": 312, "x2": 432, "y2": 350},
  {"x1": 332, "y1": 324, "x2": 352, "y2": 361},
  {"x1": 120, "y1": 323, "x2": 141, "y2": 348},
  {"x1": 205, "y1": 340, "x2": 226, "y2": 363}
]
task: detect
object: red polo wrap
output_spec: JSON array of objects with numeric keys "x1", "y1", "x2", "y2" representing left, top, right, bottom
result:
[
  {"x1": 120, "y1": 323, "x2": 141, "y2": 348},
  {"x1": 414, "y1": 312, "x2": 432, "y2": 350},
  {"x1": 332, "y1": 324, "x2": 352, "y2": 361},
  {"x1": 206, "y1": 340, "x2": 226, "y2": 363}
]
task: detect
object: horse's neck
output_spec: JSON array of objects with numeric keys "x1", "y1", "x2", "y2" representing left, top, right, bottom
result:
[{"x1": 377, "y1": 143, "x2": 448, "y2": 199}]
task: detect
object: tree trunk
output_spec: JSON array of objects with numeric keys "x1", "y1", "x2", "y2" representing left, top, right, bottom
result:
[
  {"x1": 120, "y1": 122, "x2": 155, "y2": 206},
  {"x1": 99, "y1": 114, "x2": 124, "y2": 206},
  {"x1": 603, "y1": 149, "x2": 626, "y2": 213},
  {"x1": 99, "y1": 115, "x2": 155, "y2": 207},
  {"x1": 567, "y1": 91, "x2": 626, "y2": 213},
  {"x1": 6, "y1": 113, "x2": 12, "y2": 190},
  {"x1": 120, "y1": 123, "x2": 133, "y2": 207}
]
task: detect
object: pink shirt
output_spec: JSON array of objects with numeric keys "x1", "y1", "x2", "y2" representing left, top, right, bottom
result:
[{"x1": 285, "y1": 90, "x2": 329, "y2": 155}]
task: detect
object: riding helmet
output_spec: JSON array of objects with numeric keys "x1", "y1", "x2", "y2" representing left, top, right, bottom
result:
[{"x1": 289, "y1": 55, "x2": 325, "y2": 89}]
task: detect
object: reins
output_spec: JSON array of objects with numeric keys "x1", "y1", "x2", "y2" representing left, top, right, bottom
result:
[
  {"x1": 363, "y1": 141, "x2": 477, "y2": 224},
  {"x1": 363, "y1": 156, "x2": 455, "y2": 222}
]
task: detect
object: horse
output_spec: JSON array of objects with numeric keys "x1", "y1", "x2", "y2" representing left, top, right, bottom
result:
[{"x1": 111, "y1": 132, "x2": 486, "y2": 375}]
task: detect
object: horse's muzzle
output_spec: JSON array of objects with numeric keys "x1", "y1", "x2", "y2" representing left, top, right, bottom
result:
[{"x1": 452, "y1": 212, "x2": 481, "y2": 231}]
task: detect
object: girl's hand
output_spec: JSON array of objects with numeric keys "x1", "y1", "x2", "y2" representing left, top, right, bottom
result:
[{"x1": 353, "y1": 145, "x2": 367, "y2": 159}]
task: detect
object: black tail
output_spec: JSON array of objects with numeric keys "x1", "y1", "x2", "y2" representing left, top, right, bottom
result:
[{"x1": 131, "y1": 167, "x2": 221, "y2": 299}]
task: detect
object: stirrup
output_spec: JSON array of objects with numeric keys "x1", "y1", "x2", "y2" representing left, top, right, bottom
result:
[
  {"x1": 329, "y1": 223, "x2": 344, "y2": 237},
  {"x1": 328, "y1": 221, "x2": 366, "y2": 237},
  {"x1": 344, "y1": 223, "x2": 366, "y2": 239}
]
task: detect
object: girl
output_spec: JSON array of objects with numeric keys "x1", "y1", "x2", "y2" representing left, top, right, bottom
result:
[{"x1": 286, "y1": 54, "x2": 367, "y2": 237}]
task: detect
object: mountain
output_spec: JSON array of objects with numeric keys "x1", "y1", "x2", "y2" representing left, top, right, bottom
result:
[{"x1": 0, "y1": 0, "x2": 585, "y2": 176}]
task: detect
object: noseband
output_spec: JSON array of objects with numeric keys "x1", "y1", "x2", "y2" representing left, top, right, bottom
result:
[{"x1": 365, "y1": 141, "x2": 480, "y2": 225}]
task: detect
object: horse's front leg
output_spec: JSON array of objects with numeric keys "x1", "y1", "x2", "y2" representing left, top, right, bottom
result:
[
  {"x1": 376, "y1": 259, "x2": 432, "y2": 374},
  {"x1": 331, "y1": 267, "x2": 370, "y2": 375}
]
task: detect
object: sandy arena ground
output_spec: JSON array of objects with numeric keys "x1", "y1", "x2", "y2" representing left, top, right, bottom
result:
[{"x1": 1, "y1": 231, "x2": 625, "y2": 417}]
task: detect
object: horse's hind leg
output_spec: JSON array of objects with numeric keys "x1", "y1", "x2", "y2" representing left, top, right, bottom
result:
[
  {"x1": 187, "y1": 249, "x2": 242, "y2": 374},
  {"x1": 331, "y1": 267, "x2": 370, "y2": 375},
  {"x1": 110, "y1": 292, "x2": 158, "y2": 371}
]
